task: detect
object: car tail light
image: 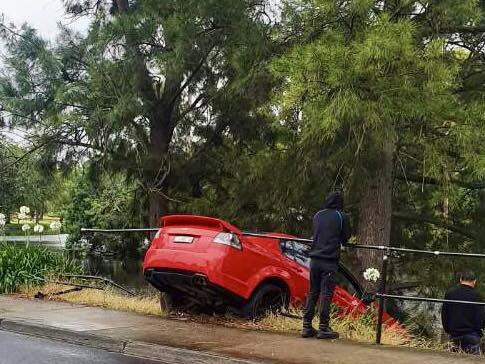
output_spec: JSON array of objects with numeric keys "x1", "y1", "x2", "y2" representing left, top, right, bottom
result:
[
  {"x1": 149, "y1": 229, "x2": 163, "y2": 248},
  {"x1": 213, "y1": 233, "x2": 242, "y2": 250}
]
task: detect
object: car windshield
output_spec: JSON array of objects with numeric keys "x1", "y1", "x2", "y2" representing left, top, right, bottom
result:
[{"x1": 280, "y1": 239, "x2": 360, "y2": 297}]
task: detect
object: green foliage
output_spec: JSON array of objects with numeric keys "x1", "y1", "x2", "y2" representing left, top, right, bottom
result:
[
  {"x1": 63, "y1": 173, "x2": 96, "y2": 233},
  {"x1": 63, "y1": 171, "x2": 140, "y2": 231},
  {"x1": 272, "y1": 6, "x2": 466, "y2": 167},
  {"x1": 63, "y1": 170, "x2": 145, "y2": 255},
  {"x1": 0, "y1": 138, "x2": 61, "y2": 220},
  {"x1": 0, "y1": 244, "x2": 81, "y2": 293},
  {"x1": 86, "y1": 173, "x2": 139, "y2": 228}
]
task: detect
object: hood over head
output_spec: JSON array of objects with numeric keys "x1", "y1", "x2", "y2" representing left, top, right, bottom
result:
[{"x1": 323, "y1": 191, "x2": 344, "y2": 210}]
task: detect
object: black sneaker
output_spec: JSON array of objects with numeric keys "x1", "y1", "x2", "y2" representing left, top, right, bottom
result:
[
  {"x1": 317, "y1": 327, "x2": 339, "y2": 340},
  {"x1": 302, "y1": 327, "x2": 318, "y2": 338}
]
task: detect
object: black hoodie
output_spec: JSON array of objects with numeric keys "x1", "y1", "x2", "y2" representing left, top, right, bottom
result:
[
  {"x1": 309, "y1": 192, "x2": 351, "y2": 270},
  {"x1": 441, "y1": 284, "x2": 484, "y2": 338}
]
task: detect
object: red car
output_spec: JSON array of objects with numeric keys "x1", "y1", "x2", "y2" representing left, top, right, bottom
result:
[{"x1": 144, "y1": 215, "x2": 397, "y2": 324}]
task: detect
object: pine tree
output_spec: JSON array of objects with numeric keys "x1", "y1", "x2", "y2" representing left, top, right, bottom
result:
[{"x1": 272, "y1": 0, "x2": 485, "y2": 282}]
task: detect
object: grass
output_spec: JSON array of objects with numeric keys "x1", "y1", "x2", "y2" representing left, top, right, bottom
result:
[
  {"x1": 259, "y1": 310, "x2": 440, "y2": 349},
  {"x1": 16, "y1": 282, "x2": 441, "y2": 350},
  {"x1": 7, "y1": 214, "x2": 59, "y2": 225},
  {"x1": 2, "y1": 215, "x2": 62, "y2": 236},
  {"x1": 0, "y1": 244, "x2": 81, "y2": 293},
  {"x1": 19, "y1": 283, "x2": 162, "y2": 316}
]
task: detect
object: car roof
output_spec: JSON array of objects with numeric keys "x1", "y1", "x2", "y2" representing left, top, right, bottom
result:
[{"x1": 243, "y1": 231, "x2": 297, "y2": 239}]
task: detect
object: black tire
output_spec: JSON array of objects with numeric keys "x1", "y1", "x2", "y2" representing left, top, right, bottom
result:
[
  {"x1": 243, "y1": 284, "x2": 287, "y2": 320},
  {"x1": 159, "y1": 291, "x2": 187, "y2": 313}
]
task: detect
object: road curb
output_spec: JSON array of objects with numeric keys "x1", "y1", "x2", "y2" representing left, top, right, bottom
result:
[
  {"x1": 0, "y1": 318, "x2": 263, "y2": 363},
  {"x1": 0, "y1": 319, "x2": 126, "y2": 353},
  {"x1": 124, "y1": 341, "x2": 261, "y2": 364}
]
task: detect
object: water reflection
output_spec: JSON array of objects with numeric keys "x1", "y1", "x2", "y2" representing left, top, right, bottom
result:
[{"x1": 80, "y1": 255, "x2": 149, "y2": 292}]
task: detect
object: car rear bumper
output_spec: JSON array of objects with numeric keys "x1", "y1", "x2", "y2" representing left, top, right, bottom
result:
[
  {"x1": 144, "y1": 268, "x2": 245, "y2": 306},
  {"x1": 143, "y1": 247, "x2": 251, "y2": 299}
]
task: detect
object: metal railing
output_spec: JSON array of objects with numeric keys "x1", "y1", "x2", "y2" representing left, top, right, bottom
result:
[{"x1": 81, "y1": 228, "x2": 159, "y2": 233}]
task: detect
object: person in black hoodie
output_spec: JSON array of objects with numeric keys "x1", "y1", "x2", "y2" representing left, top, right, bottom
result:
[
  {"x1": 302, "y1": 191, "x2": 351, "y2": 339},
  {"x1": 441, "y1": 271, "x2": 484, "y2": 354}
]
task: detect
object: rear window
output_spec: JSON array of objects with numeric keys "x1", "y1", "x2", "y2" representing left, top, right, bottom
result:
[{"x1": 280, "y1": 239, "x2": 311, "y2": 268}]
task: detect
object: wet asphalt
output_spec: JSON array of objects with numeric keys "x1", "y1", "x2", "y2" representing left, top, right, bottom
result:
[{"x1": 0, "y1": 331, "x2": 162, "y2": 364}]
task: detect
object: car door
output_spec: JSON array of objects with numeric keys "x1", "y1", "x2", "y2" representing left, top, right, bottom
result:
[{"x1": 333, "y1": 270, "x2": 367, "y2": 316}]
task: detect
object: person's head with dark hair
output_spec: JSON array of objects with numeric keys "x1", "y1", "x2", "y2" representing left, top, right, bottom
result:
[
  {"x1": 459, "y1": 271, "x2": 478, "y2": 288},
  {"x1": 323, "y1": 191, "x2": 344, "y2": 211}
]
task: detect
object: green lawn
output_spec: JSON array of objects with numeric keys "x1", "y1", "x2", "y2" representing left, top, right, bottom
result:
[{"x1": 2, "y1": 215, "x2": 62, "y2": 236}]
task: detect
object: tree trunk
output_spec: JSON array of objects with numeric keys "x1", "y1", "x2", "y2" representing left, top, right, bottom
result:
[
  {"x1": 356, "y1": 138, "x2": 395, "y2": 289},
  {"x1": 148, "y1": 191, "x2": 167, "y2": 229},
  {"x1": 115, "y1": 0, "x2": 181, "y2": 230},
  {"x1": 145, "y1": 107, "x2": 174, "y2": 229},
  {"x1": 146, "y1": 129, "x2": 169, "y2": 229}
]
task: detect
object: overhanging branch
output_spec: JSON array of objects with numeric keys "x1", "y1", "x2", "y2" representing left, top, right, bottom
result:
[
  {"x1": 395, "y1": 174, "x2": 485, "y2": 190},
  {"x1": 393, "y1": 211, "x2": 477, "y2": 241},
  {"x1": 438, "y1": 25, "x2": 485, "y2": 35},
  {"x1": 168, "y1": 45, "x2": 216, "y2": 110},
  {"x1": 0, "y1": 139, "x2": 50, "y2": 174}
]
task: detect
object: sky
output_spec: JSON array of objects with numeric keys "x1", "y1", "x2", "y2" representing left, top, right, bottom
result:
[
  {"x1": 1, "y1": 0, "x2": 89, "y2": 41},
  {"x1": 0, "y1": 0, "x2": 89, "y2": 143}
]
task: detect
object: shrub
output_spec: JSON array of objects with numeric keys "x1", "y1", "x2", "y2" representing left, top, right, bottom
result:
[{"x1": 0, "y1": 244, "x2": 82, "y2": 293}]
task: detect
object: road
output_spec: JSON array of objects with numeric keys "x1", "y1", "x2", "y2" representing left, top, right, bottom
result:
[{"x1": 0, "y1": 331, "x2": 162, "y2": 364}]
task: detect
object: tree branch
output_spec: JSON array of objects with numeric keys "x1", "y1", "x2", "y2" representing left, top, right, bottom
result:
[
  {"x1": 395, "y1": 174, "x2": 485, "y2": 190},
  {"x1": 0, "y1": 23, "x2": 44, "y2": 49},
  {"x1": 168, "y1": 45, "x2": 216, "y2": 110},
  {"x1": 393, "y1": 211, "x2": 477, "y2": 241},
  {"x1": 0, "y1": 139, "x2": 50, "y2": 174}
]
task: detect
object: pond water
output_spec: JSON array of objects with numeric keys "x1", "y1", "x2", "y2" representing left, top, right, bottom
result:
[
  {"x1": 5, "y1": 237, "x2": 150, "y2": 293},
  {"x1": 80, "y1": 255, "x2": 150, "y2": 293}
]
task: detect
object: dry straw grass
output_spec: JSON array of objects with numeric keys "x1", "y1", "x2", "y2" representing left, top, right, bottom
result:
[
  {"x1": 19, "y1": 283, "x2": 162, "y2": 316},
  {"x1": 259, "y1": 310, "x2": 434, "y2": 348}
]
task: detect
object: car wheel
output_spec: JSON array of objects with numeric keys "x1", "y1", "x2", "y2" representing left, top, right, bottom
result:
[
  {"x1": 243, "y1": 284, "x2": 287, "y2": 320},
  {"x1": 160, "y1": 291, "x2": 187, "y2": 313}
]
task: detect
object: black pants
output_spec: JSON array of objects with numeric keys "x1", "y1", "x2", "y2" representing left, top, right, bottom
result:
[
  {"x1": 451, "y1": 333, "x2": 482, "y2": 355},
  {"x1": 303, "y1": 259, "x2": 337, "y2": 329}
]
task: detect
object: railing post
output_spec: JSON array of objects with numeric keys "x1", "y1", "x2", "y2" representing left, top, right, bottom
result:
[{"x1": 375, "y1": 253, "x2": 389, "y2": 345}]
